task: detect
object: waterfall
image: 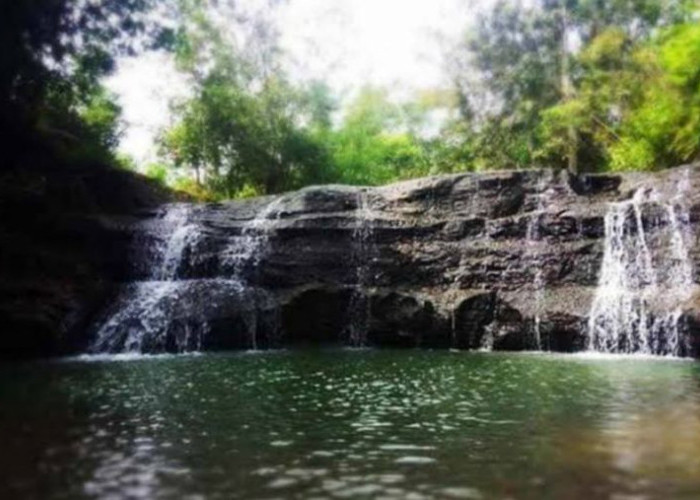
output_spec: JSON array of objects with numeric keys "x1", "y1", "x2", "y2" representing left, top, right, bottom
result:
[
  {"x1": 222, "y1": 197, "x2": 283, "y2": 278},
  {"x1": 345, "y1": 189, "x2": 374, "y2": 347},
  {"x1": 91, "y1": 204, "x2": 204, "y2": 353},
  {"x1": 587, "y1": 172, "x2": 695, "y2": 356},
  {"x1": 526, "y1": 173, "x2": 553, "y2": 350},
  {"x1": 157, "y1": 205, "x2": 201, "y2": 280},
  {"x1": 91, "y1": 198, "x2": 284, "y2": 354},
  {"x1": 221, "y1": 197, "x2": 284, "y2": 349}
]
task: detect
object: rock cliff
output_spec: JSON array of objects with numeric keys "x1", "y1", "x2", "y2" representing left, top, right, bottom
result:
[
  {"x1": 6, "y1": 165, "x2": 700, "y2": 358},
  {"x1": 85, "y1": 165, "x2": 700, "y2": 357}
]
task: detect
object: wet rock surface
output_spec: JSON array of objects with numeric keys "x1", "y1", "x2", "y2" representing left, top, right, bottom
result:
[
  {"x1": 7, "y1": 164, "x2": 700, "y2": 357},
  {"x1": 0, "y1": 164, "x2": 178, "y2": 358}
]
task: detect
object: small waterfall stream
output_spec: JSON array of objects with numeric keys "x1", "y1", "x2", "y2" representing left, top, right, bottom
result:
[
  {"x1": 222, "y1": 197, "x2": 284, "y2": 349},
  {"x1": 345, "y1": 189, "x2": 375, "y2": 347},
  {"x1": 158, "y1": 205, "x2": 201, "y2": 280},
  {"x1": 222, "y1": 197, "x2": 283, "y2": 277},
  {"x1": 587, "y1": 171, "x2": 695, "y2": 356},
  {"x1": 525, "y1": 172, "x2": 554, "y2": 350}
]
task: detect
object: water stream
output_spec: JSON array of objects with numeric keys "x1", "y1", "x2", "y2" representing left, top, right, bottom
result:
[
  {"x1": 587, "y1": 171, "x2": 695, "y2": 355},
  {"x1": 525, "y1": 173, "x2": 554, "y2": 350},
  {"x1": 222, "y1": 197, "x2": 283, "y2": 278},
  {"x1": 91, "y1": 205, "x2": 204, "y2": 353},
  {"x1": 228, "y1": 197, "x2": 284, "y2": 350},
  {"x1": 92, "y1": 198, "x2": 284, "y2": 354},
  {"x1": 157, "y1": 205, "x2": 201, "y2": 280},
  {"x1": 345, "y1": 189, "x2": 375, "y2": 347}
]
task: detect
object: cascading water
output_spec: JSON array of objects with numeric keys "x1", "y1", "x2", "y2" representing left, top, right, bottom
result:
[
  {"x1": 345, "y1": 189, "x2": 374, "y2": 346},
  {"x1": 221, "y1": 197, "x2": 284, "y2": 349},
  {"x1": 222, "y1": 197, "x2": 283, "y2": 277},
  {"x1": 157, "y1": 205, "x2": 201, "y2": 280},
  {"x1": 91, "y1": 204, "x2": 206, "y2": 353},
  {"x1": 587, "y1": 171, "x2": 695, "y2": 356},
  {"x1": 526, "y1": 173, "x2": 554, "y2": 350},
  {"x1": 91, "y1": 198, "x2": 285, "y2": 354}
]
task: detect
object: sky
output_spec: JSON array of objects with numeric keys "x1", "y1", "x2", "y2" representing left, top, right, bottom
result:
[{"x1": 106, "y1": 0, "x2": 491, "y2": 164}]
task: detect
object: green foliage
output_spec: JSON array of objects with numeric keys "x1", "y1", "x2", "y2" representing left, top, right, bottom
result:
[
  {"x1": 609, "y1": 137, "x2": 656, "y2": 171},
  {"x1": 145, "y1": 163, "x2": 169, "y2": 186},
  {"x1": 162, "y1": 72, "x2": 334, "y2": 196},
  {"x1": 329, "y1": 88, "x2": 414, "y2": 184},
  {"x1": 8, "y1": 0, "x2": 696, "y2": 195},
  {"x1": 161, "y1": 47, "x2": 465, "y2": 194},
  {"x1": 450, "y1": 0, "x2": 700, "y2": 173},
  {"x1": 3, "y1": 0, "x2": 699, "y2": 199},
  {"x1": 0, "y1": 0, "x2": 158, "y2": 107},
  {"x1": 172, "y1": 177, "x2": 221, "y2": 201},
  {"x1": 453, "y1": 0, "x2": 562, "y2": 169},
  {"x1": 606, "y1": 22, "x2": 700, "y2": 169},
  {"x1": 116, "y1": 153, "x2": 138, "y2": 172},
  {"x1": 537, "y1": 17, "x2": 700, "y2": 172},
  {"x1": 0, "y1": 0, "x2": 162, "y2": 171},
  {"x1": 156, "y1": 1, "x2": 339, "y2": 197},
  {"x1": 79, "y1": 89, "x2": 123, "y2": 152},
  {"x1": 323, "y1": 87, "x2": 469, "y2": 185}
]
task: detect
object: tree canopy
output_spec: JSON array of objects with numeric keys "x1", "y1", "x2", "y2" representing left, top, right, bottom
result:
[
  {"x1": 450, "y1": 0, "x2": 698, "y2": 173},
  {"x1": 5, "y1": 0, "x2": 700, "y2": 196}
]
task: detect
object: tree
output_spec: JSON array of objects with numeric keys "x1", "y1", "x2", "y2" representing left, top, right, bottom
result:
[
  {"x1": 539, "y1": 27, "x2": 636, "y2": 170},
  {"x1": 450, "y1": 0, "x2": 693, "y2": 172},
  {"x1": 538, "y1": 2, "x2": 698, "y2": 171},
  {"x1": 608, "y1": 22, "x2": 700, "y2": 170},
  {"x1": 159, "y1": 1, "x2": 339, "y2": 197},
  {"x1": 329, "y1": 87, "x2": 433, "y2": 185},
  {"x1": 0, "y1": 0, "x2": 163, "y2": 168}
]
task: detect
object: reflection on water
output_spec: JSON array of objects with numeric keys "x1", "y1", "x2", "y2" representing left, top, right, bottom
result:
[{"x1": 1, "y1": 351, "x2": 700, "y2": 499}]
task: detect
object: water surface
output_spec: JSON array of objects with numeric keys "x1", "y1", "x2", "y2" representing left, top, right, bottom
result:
[{"x1": 2, "y1": 350, "x2": 700, "y2": 499}]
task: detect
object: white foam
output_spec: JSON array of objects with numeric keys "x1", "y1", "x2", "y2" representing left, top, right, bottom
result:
[
  {"x1": 587, "y1": 171, "x2": 695, "y2": 356},
  {"x1": 65, "y1": 352, "x2": 204, "y2": 363}
]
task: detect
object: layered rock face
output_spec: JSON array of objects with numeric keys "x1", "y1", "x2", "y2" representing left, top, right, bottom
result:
[
  {"x1": 85, "y1": 165, "x2": 700, "y2": 357},
  {"x1": 0, "y1": 163, "x2": 176, "y2": 358}
]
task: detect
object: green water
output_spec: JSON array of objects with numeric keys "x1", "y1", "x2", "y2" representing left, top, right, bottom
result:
[{"x1": 2, "y1": 350, "x2": 700, "y2": 499}]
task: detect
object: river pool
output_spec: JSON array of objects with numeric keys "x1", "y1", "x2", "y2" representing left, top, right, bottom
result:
[{"x1": 1, "y1": 350, "x2": 699, "y2": 499}]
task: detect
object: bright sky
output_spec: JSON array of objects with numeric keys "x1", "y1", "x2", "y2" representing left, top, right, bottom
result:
[{"x1": 106, "y1": 0, "x2": 491, "y2": 164}]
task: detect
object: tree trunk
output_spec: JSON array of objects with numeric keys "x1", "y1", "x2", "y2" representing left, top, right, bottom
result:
[
  {"x1": 194, "y1": 162, "x2": 201, "y2": 186},
  {"x1": 560, "y1": 1, "x2": 578, "y2": 174}
]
